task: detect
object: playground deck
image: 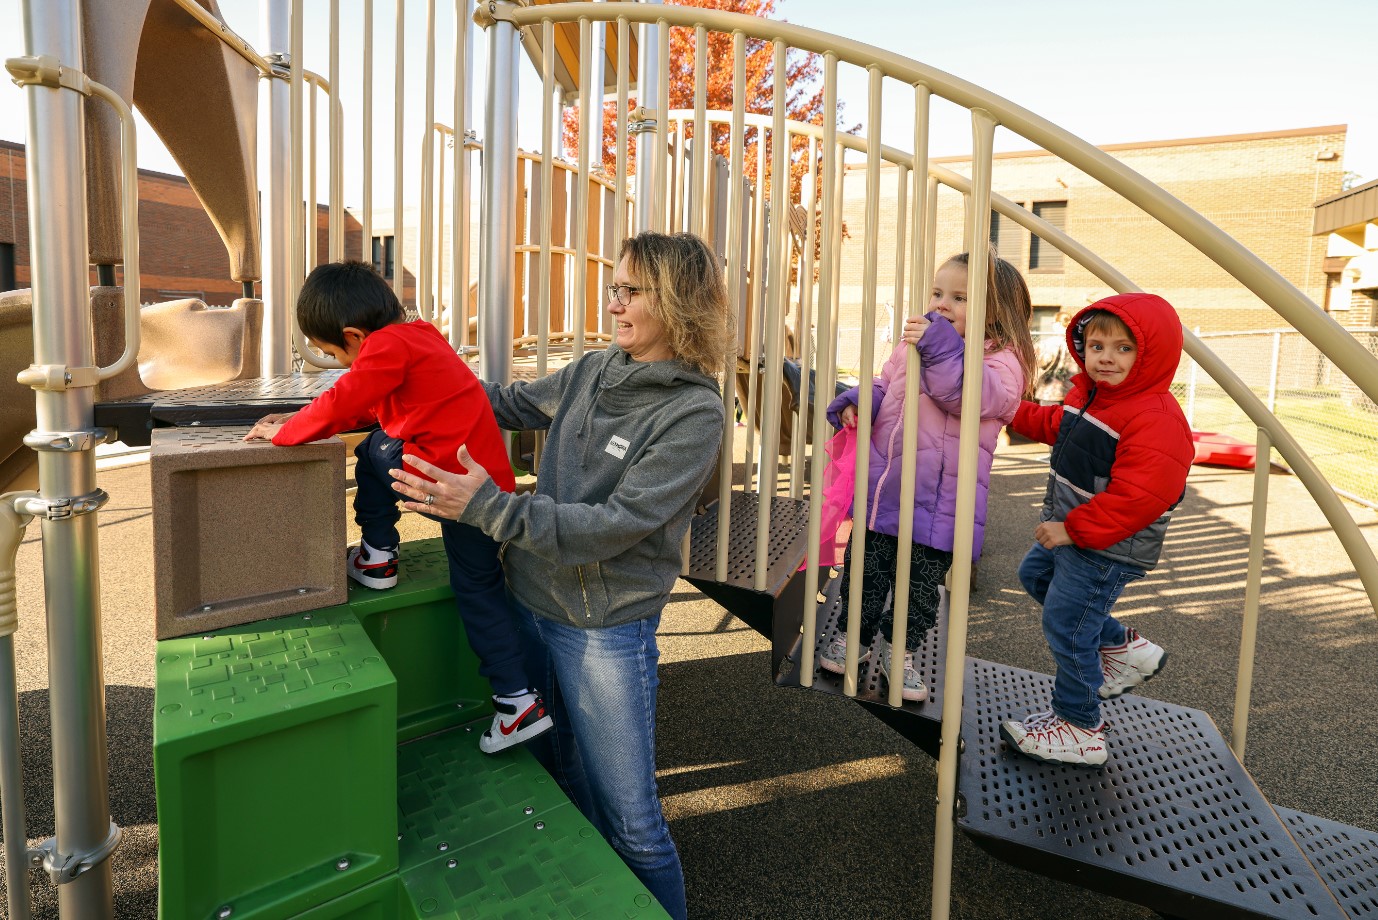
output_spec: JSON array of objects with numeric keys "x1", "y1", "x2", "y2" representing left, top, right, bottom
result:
[{"x1": 4, "y1": 436, "x2": 1377, "y2": 918}]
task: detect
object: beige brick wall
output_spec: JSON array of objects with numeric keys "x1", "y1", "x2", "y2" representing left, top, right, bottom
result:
[{"x1": 830, "y1": 127, "x2": 1347, "y2": 375}]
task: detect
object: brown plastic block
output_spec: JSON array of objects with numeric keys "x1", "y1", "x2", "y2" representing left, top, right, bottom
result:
[{"x1": 151, "y1": 427, "x2": 347, "y2": 639}]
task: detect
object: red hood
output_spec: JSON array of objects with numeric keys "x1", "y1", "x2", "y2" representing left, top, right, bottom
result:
[{"x1": 1067, "y1": 292, "x2": 1182, "y2": 400}]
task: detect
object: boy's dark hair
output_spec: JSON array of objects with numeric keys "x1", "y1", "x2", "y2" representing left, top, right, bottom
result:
[
  {"x1": 296, "y1": 260, "x2": 405, "y2": 347},
  {"x1": 1082, "y1": 309, "x2": 1135, "y2": 343}
]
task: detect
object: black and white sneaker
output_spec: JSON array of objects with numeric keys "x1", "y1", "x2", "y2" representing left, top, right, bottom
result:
[
  {"x1": 347, "y1": 540, "x2": 399, "y2": 590},
  {"x1": 479, "y1": 691, "x2": 554, "y2": 754}
]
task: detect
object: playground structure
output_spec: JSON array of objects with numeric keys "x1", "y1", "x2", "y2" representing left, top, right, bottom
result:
[{"x1": 3, "y1": 1, "x2": 1378, "y2": 918}]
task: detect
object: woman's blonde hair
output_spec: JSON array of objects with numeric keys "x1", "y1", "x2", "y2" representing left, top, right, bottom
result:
[
  {"x1": 620, "y1": 231, "x2": 733, "y2": 377},
  {"x1": 943, "y1": 249, "x2": 1037, "y2": 397}
]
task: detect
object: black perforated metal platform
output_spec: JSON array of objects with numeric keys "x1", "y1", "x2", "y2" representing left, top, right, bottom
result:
[
  {"x1": 682, "y1": 491, "x2": 811, "y2": 675},
  {"x1": 96, "y1": 371, "x2": 347, "y2": 445},
  {"x1": 776, "y1": 564, "x2": 948, "y2": 755},
  {"x1": 684, "y1": 491, "x2": 810, "y2": 596},
  {"x1": 1277, "y1": 807, "x2": 1378, "y2": 917},
  {"x1": 957, "y1": 658, "x2": 1346, "y2": 919}
]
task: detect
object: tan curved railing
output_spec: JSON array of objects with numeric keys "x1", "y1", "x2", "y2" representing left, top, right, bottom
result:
[{"x1": 500, "y1": 6, "x2": 1378, "y2": 917}]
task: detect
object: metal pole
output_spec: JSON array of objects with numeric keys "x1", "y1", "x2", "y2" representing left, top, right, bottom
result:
[
  {"x1": 932, "y1": 107, "x2": 999, "y2": 920},
  {"x1": 20, "y1": 0, "x2": 118, "y2": 913},
  {"x1": 362, "y1": 0, "x2": 373, "y2": 263},
  {"x1": 633, "y1": 1, "x2": 661, "y2": 233},
  {"x1": 418, "y1": 0, "x2": 436, "y2": 322},
  {"x1": 261, "y1": 0, "x2": 292, "y2": 374},
  {"x1": 1231, "y1": 427, "x2": 1272, "y2": 758},
  {"x1": 450, "y1": 0, "x2": 470, "y2": 348},
  {"x1": 479, "y1": 2, "x2": 520, "y2": 384},
  {"x1": 1267, "y1": 331, "x2": 1281, "y2": 413}
]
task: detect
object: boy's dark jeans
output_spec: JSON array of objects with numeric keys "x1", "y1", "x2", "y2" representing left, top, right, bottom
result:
[
  {"x1": 1018, "y1": 542, "x2": 1143, "y2": 729},
  {"x1": 353, "y1": 429, "x2": 527, "y2": 697}
]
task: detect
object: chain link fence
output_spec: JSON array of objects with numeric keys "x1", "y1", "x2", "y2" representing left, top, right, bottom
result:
[{"x1": 1173, "y1": 329, "x2": 1378, "y2": 508}]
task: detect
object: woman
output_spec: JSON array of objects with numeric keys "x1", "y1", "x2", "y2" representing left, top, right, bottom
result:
[
  {"x1": 1033, "y1": 311, "x2": 1076, "y2": 405},
  {"x1": 390, "y1": 231, "x2": 732, "y2": 920}
]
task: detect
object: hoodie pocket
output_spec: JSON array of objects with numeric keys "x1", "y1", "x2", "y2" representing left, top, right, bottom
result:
[{"x1": 575, "y1": 561, "x2": 609, "y2": 627}]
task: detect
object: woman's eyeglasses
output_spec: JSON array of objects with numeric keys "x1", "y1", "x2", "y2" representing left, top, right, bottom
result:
[{"x1": 605, "y1": 284, "x2": 649, "y2": 306}]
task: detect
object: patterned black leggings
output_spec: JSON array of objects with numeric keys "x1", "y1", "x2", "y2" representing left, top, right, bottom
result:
[{"x1": 836, "y1": 529, "x2": 953, "y2": 652}]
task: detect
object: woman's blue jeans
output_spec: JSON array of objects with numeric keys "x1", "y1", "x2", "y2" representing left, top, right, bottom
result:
[
  {"x1": 1018, "y1": 542, "x2": 1142, "y2": 729},
  {"x1": 510, "y1": 599, "x2": 687, "y2": 920}
]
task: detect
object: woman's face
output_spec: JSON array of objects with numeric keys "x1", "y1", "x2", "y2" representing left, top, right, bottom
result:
[{"x1": 608, "y1": 255, "x2": 673, "y2": 362}]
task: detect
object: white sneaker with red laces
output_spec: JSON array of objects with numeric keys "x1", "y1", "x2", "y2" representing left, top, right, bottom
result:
[
  {"x1": 1099, "y1": 627, "x2": 1167, "y2": 700},
  {"x1": 347, "y1": 539, "x2": 399, "y2": 590},
  {"x1": 1000, "y1": 711, "x2": 1107, "y2": 767},
  {"x1": 479, "y1": 690, "x2": 554, "y2": 754}
]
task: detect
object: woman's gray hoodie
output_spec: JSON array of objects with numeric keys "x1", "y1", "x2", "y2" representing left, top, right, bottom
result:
[{"x1": 460, "y1": 346, "x2": 725, "y2": 629}]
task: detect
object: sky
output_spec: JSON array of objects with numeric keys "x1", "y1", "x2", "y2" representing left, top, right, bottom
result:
[{"x1": 1, "y1": 0, "x2": 1374, "y2": 209}]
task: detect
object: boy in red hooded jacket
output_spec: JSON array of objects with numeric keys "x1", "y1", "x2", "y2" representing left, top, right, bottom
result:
[{"x1": 1000, "y1": 293, "x2": 1194, "y2": 767}]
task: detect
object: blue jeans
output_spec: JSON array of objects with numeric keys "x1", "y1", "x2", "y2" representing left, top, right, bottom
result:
[
  {"x1": 354, "y1": 429, "x2": 528, "y2": 696},
  {"x1": 1018, "y1": 542, "x2": 1143, "y2": 729},
  {"x1": 510, "y1": 599, "x2": 687, "y2": 920}
]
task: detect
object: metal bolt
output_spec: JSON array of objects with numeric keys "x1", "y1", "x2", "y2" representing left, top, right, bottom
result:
[
  {"x1": 336, "y1": 857, "x2": 350, "y2": 871},
  {"x1": 437, "y1": 842, "x2": 449, "y2": 852},
  {"x1": 397, "y1": 833, "x2": 403, "y2": 841},
  {"x1": 533, "y1": 821, "x2": 545, "y2": 830},
  {"x1": 297, "y1": 588, "x2": 308, "y2": 595},
  {"x1": 303, "y1": 614, "x2": 312, "y2": 621},
  {"x1": 446, "y1": 858, "x2": 458, "y2": 869},
  {"x1": 523, "y1": 806, "x2": 534, "y2": 816},
  {"x1": 201, "y1": 606, "x2": 212, "y2": 613},
  {"x1": 217, "y1": 908, "x2": 233, "y2": 919}
]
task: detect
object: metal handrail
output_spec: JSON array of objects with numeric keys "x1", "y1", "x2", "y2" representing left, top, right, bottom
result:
[{"x1": 509, "y1": 2, "x2": 1378, "y2": 413}]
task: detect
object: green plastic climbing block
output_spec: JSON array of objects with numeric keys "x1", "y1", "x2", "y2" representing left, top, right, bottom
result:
[
  {"x1": 286, "y1": 875, "x2": 413, "y2": 920},
  {"x1": 395, "y1": 729, "x2": 670, "y2": 919},
  {"x1": 347, "y1": 538, "x2": 494, "y2": 743},
  {"x1": 154, "y1": 609, "x2": 398, "y2": 920}
]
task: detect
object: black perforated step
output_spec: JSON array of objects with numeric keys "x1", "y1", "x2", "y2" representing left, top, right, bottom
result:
[
  {"x1": 775, "y1": 565, "x2": 948, "y2": 757},
  {"x1": 1277, "y1": 807, "x2": 1378, "y2": 917},
  {"x1": 682, "y1": 492, "x2": 810, "y2": 674},
  {"x1": 957, "y1": 659, "x2": 1346, "y2": 919},
  {"x1": 96, "y1": 371, "x2": 346, "y2": 445}
]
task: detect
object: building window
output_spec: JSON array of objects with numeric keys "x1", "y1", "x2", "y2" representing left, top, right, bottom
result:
[
  {"x1": 1029, "y1": 201, "x2": 1066, "y2": 272},
  {"x1": 0, "y1": 243, "x2": 13, "y2": 292},
  {"x1": 990, "y1": 210, "x2": 1021, "y2": 265},
  {"x1": 372, "y1": 235, "x2": 395, "y2": 280}
]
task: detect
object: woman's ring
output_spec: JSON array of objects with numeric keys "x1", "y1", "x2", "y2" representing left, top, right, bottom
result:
[{"x1": 424, "y1": 493, "x2": 435, "y2": 506}]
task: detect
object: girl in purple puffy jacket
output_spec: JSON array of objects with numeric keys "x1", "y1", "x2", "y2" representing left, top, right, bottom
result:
[{"x1": 820, "y1": 251, "x2": 1035, "y2": 701}]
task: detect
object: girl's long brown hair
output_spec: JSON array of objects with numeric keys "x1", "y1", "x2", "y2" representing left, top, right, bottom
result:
[{"x1": 944, "y1": 249, "x2": 1036, "y2": 397}]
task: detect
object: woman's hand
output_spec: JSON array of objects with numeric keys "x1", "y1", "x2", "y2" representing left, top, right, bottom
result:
[
  {"x1": 243, "y1": 411, "x2": 297, "y2": 441},
  {"x1": 838, "y1": 405, "x2": 857, "y2": 429},
  {"x1": 901, "y1": 316, "x2": 930, "y2": 346},
  {"x1": 390, "y1": 445, "x2": 491, "y2": 519}
]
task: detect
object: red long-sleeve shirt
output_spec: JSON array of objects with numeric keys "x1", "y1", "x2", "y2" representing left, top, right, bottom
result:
[{"x1": 274, "y1": 320, "x2": 516, "y2": 492}]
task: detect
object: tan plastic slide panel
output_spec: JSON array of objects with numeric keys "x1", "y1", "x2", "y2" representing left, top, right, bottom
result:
[
  {"x1": 0, "y1": 291, "x2": 37, "y2": 494},
  {"x1": 82, "y1": 0, "x2": 261, "y2": 281}
]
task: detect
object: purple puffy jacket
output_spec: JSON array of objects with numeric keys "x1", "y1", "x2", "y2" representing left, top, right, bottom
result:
[{"x1": 826, "y1": 313, "x2": 1025, "y2": 559}]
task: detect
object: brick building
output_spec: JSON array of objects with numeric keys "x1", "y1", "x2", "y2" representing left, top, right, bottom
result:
[
  {"x1": 835, "y1": 126, "x2": 1348, "y2": 372},
  {"x1": 0, "y1": 138, "x2": 367, "y2": 306}
]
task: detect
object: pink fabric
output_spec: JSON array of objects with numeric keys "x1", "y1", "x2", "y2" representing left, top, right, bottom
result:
[{"x1": 808, "y1": 426, "x2": 857, "y2": 569}]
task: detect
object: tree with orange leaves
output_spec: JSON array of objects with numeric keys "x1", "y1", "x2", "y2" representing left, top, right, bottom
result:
[{"x1": 560, "y1": 0, "x2": 845, "y2": 203}]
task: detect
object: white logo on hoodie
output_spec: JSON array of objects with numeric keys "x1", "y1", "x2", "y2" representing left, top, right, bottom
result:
[{"x1": 605, "y1": 435, "x2": 630, "y2": 459}]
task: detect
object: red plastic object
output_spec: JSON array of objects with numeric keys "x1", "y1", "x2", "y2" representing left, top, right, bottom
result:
[{"x1": 1191, "y1": 431, "x2": 1257, "y2": 469}]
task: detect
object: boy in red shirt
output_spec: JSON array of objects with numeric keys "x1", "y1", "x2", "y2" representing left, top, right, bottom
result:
[{"x1": 246, "y1": 261, "x2": 551, "y2": 754}]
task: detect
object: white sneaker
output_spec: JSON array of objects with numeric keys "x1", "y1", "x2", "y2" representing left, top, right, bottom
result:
[
  {"x1": 479, "y1": 691, "x2": 554, "y2": 754},
  {"x1": 878, "y1": 643, "x2": 928, "y2": 702},
  {"x1": 1000, "y1": 711, "x2": 1107, "y2": 767},
  {"x1": 1099, "y1": 628, "x2": 1167, "y2": 699},
  {"x1": 817, "y1": 635, "x2": 870, "y2": 675},
  {"x1": 346, "y1": 539, "x2": 399, "y2": 590}
]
